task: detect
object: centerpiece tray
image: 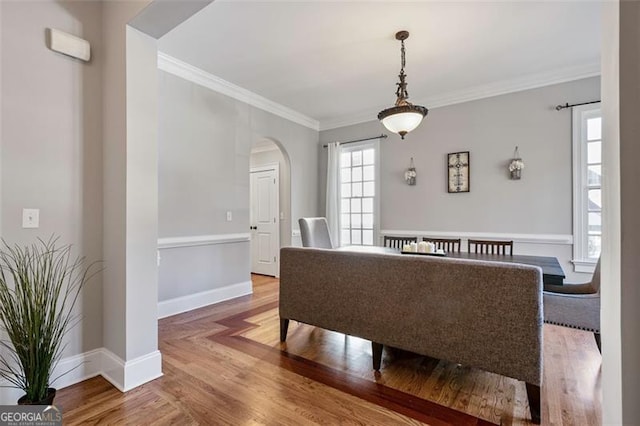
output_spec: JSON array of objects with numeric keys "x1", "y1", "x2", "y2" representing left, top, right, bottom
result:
[{"x1": 401, "y1": 251, "x2": 447, "y2": 257}]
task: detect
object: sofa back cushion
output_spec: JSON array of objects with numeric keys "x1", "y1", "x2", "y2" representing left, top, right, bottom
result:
[{"x1": 280, "y1": 247, "x2": 543, "y2": 385}]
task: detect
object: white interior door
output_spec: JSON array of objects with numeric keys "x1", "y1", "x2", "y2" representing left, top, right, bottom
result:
[{"x1": 250, "y1": 167, "x2": 279, "y2": 276}]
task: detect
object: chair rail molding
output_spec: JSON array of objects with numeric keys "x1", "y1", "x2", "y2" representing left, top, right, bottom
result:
[
  {"x1": 158, "y1": 233, "x2": 250, "y2": 249},
  {"x1": 379, "y1": 230, "x2": 573, "y2": 246}
]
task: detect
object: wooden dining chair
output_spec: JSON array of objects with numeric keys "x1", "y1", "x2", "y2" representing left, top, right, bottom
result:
[
  {"x1": 383, "y1": 236, "x2": 417, "y2": 250},
  {"x1": 468, "y1": 239, "x2": 513, "y2": 255},
  {"x1": 422, "y1": 237, "x2": 461, "y2": 253}
]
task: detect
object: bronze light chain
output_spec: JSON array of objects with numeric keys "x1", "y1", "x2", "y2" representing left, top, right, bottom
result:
[
  {"x1": 395, "y1": 38, "x2": 410, "y2": 106},
  {"x1": 377, "y1": 30, "x2": 429, "y2": 140}
]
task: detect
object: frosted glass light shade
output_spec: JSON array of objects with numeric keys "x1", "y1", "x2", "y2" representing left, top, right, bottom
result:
[
  {"x1": 378, "y1": 103, "x2": 428, "y2": 139},
  {"x1": 381, "y1": 112, "x2": 424, "y2": 136}
]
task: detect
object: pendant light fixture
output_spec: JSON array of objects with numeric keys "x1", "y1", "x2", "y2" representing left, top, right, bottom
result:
[{"x1": 377, "y1": 31, "x2": 428, "y2": 140}]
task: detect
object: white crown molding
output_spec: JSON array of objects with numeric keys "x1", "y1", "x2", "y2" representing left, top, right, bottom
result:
[
  {"x1": 158, "y1": 280, "x2": 253, "y2": 319},
  {"x1": 158, "y1": 50, "x2": 599, "y2": 134},
  {"x1": 380, "y1": 230, "x2": 573, "y2": 245},
  {"x1": 158, "y1": 52, "x2": 320, "y2": 131},
  {"x1": 320, "y1": 62, "x2": 601, "y2": 131},
  {"x1": 158, "y1": 233, "x2": 251, "y2": 249}
]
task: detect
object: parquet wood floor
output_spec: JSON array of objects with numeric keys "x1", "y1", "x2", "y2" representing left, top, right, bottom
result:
[{"x1": 55, "y1": 274, "x2": 602, "y2": 425}]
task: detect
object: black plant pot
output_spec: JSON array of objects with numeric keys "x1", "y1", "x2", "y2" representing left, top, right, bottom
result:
[{"x1": 17, "y1": 388, "x2": 56, "y2": 405}]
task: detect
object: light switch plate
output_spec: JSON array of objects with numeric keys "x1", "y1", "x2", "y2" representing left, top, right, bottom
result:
[{"x1": 22, "y1": 209, "x2": 40, "y2": 228}]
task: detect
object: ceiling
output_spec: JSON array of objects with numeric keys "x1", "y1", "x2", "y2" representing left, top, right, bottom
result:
[{"x1": 159, "y1": 1, "x2": 601, "y2": 130}]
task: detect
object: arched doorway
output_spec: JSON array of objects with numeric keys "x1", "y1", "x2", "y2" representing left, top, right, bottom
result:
[{"x1": 249, "y1": 138, "x2": 292, "y2": 277}]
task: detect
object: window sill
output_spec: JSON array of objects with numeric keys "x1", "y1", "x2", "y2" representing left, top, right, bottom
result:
[{"x1": 572, "y1": 259, "x2": 597, "y2": 273}]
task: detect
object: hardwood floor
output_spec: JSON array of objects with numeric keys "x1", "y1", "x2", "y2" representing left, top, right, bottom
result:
[{"x1": 56, "y1": 274, "x2": 601, "y2": 425}]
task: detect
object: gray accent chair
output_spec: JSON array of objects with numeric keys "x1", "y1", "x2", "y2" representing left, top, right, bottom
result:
[
  {"x1": 298, "y1": 217, "x2": 334, "y2": 249},
  {"x1": 543, "y1": 257, "x2": 601, "y2": 352}
]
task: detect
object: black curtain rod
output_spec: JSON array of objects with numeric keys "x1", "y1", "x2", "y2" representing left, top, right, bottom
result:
[
  {"x1": 322, "y1": 134, "x2": 388, "y2": 148},
  {"x1": 555, "y1": 100, "x2": 601, "y2": 111}
]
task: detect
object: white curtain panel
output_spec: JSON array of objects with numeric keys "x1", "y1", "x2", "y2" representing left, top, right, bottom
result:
[{"x1": 326, "y1": 142, "x2": 341, "y2": 246}]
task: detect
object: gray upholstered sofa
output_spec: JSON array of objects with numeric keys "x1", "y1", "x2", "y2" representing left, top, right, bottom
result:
[{"x1": 279, "y1": 247, "x2": 544, "y2": 423}]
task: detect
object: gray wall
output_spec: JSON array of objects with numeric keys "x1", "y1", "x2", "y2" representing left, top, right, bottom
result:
[
  {"x1": 320, "y1": 77, "x2": 600, "y2": 235},
  {"x1": 619, "y1": 1, "x2": 640, "y2": 423},
  {"x1": 250, "y1": 145, "x2": 292, "y2": 247},
  {"x1": 601, "y1": 2, "x2": 640, "y2": 423},
  {"x1": 0, "y1": 0, "x2": 103, "y2": 356},
  {"x1": 158, "y1": 70, "x2": 318, "y2": 302}
]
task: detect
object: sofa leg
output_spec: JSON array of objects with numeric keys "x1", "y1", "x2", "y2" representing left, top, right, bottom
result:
[
  {"x1": 372, "y1": 342, "x2": 383, "y2": 371},
  {"x1": 594, "y1": 332, "x2": 602, "y2": 353},
  {"x1": 525, "y1": 383, "x2": 541, "y2": 424},
  {"x1": 280, "y1": 318, "x2": 290, "y2": 342}
]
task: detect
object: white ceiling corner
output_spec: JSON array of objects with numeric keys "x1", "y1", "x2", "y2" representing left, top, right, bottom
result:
[
  {"x1": 158, "y1": 52, "x2": 320, "y2": 131},
  {"x1": 319, "y1": 61, "x2": 601, "y2": 131},
  {"x1": 159, "y1": 1, "x2": 602, "y2": 133}
]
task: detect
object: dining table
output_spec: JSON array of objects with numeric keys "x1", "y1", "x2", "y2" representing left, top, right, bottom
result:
[{"x1": 337, "y1": 245, "x2": 566, "y2": 286}]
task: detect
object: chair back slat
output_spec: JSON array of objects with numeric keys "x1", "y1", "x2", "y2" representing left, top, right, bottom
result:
[
  {"x1": 383, "y1": 236, "x2": 417, "y2": 249},
  {"x1": 421, "y1": 238, "x2": 461, "y2": 253},
  {"x1": 468, "y1": 239, "x2": 513, "y2": 256}
]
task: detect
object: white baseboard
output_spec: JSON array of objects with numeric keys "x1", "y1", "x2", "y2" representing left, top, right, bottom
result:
[
  {"x1": 51, "y1": 348, "x2": 103, "y2": 389},
  {"x1": 0, "y1": 387, "x2": 23, "y2": 405},
  {"x1": 0, "y1": 348, "x2": 104, "y2": 404},
  {"x1": 101, "y1": 348, "x2": 126, "y2": 392},
  {"x1": 123, "y1": 350, "x2": 163, "y2": 391},
  {"x1": 101, "y1": 349, "x2": 163, "y2": 392},
  {"x1": 0, "y1": 348, "x2": 162, "y2": 404},
  {"x1": 158, "y1": 280, "x2": 253, "y2": 319}
]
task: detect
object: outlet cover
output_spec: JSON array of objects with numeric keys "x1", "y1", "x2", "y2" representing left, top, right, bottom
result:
[
  {"x1": 226, "y1": 211, "x2": 232, "y2": 221},
  {"x1": 22, "y1": 209, "x2": 40, "y2": 228}
]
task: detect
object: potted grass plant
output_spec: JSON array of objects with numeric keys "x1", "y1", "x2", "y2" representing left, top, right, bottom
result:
[{"x1": 0, "y1": 237, "x2": 96, "y2": 405}]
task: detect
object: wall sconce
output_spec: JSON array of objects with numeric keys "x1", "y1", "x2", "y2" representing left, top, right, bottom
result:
[
  {"x1": 404, "y1": 157, "x2": 417, "y2": 185},
  {"x1": 508, "y1": 146, "x2": 525, "y2": 180}
]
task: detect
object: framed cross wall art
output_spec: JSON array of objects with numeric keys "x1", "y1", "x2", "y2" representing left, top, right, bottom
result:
[{"x1": 447, "y1": 151, "x2": 470, "y2": 193}]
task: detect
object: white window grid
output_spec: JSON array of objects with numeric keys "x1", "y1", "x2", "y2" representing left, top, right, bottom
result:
[
  {"x1": 339, "y1": 143, "x2": 377, "y2": 246},
  {"x1": 572, "y1": 105, "x2": 602, "y2": 272}
]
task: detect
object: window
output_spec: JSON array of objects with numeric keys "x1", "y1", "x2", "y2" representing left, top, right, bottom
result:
[
  {"x1": 572, "y1": 105, "x2": 602, "y2": 272},
  {"x1": 339, "y1": 142, "x2": 378, "y2": 246}
]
